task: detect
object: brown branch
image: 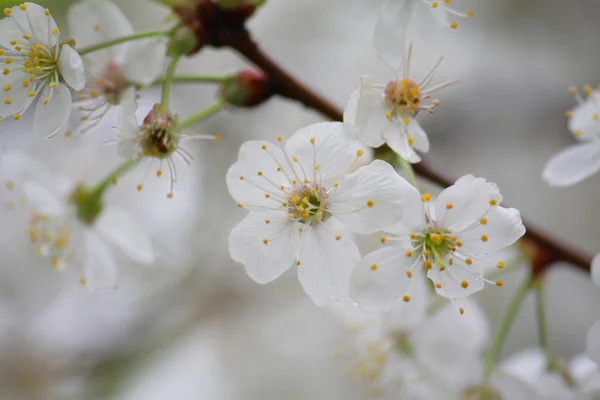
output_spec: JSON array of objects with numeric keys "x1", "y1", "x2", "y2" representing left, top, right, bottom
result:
[{"x1": 225, "y1": 31, "x2": 593, "y2": 273}]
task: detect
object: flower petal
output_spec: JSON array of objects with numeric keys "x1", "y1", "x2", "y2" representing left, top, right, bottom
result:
[
  {"x1": 229, "y1": 211, "x2": 298, "y2": 284},
  {"x1": 58, "y1": 44, "x2": 86, "y2": 91},
  {"x1": 587, "y1": 320, "x2": 600, "y2": 365},
  {"x1": 349, "y1": 244, "x2": 416, "y2": 313},
  {"x1": 284, "y1": 122, "x2": 360, "y2": 185},
  {"x1": 116, "y1": 87, "x2": 140, "y2": 158},
  {"x1": 297, "y1": 220, "x2": 360, "y2": 306},
  {"x1": 385, "y1": 184, "x2": 425, "y2": 235},
  {"x1": 568, "y1": 93, "x2": 600, "y2": 141},
  {"x1": 373, "y1": 0, "x2": 415, "y2": 70},
  {"x1": 490, "y1": 374, "x2": 541, "y2": 400},
  {"x1": 543, "y1": 142, "x2": 600, "y2": 187},
  {"x1": 11, "y1": 3, "x2": 59, "y2": 48},
  {"x1": 95, "y1": 207, "x2": 155, "y2": 265},
  {"x1": 343, "y1": 87, "x2": 359, "y2": 126},
  {"x1": 33, "y1": 83, "x2": 72, "y2": 138},
  {"x1": 407, "y1": 117, "x2": 430, "y2": 152},
  {"x1": 67, "y1": 0, "x2": 134, "y2": 64},
  {"x1": 414, "y1": 0, "x2": 450, "y2": 47},
  {"x1": 0, "y1": 152, "x2": 58, "y2": 192},
  {"x1": 22, "y1": 181, "x2": 64, "y2": 215},
  {"x1": 592, "y1": 253, "x2": 600, "y2": 288},
  {"x1": 381, "y1": 270, "x2": 428, "y2": 331},
  {"x1": 427, "y1": 256, "x2": 485, "y2": 299},
  {"x1": 328, "y1": 160, "x2": 412, "y2": 234},
  {"x1": 352, "y1": 78, "x2": 388, "y2": 148},
  {"x1": 122, "y1": 38, "x2": 168, "y2": 86},
  {"x1": 0, "y1": 72, "x2": 35, "y2": 119},
  {"x1": 83, "y1": 229, "x2": 119, "y2": 292},
  {"x1": 458, "y1": 205, "x2": 525, "y2": 258},
  {"x1": 434, "y1": 174, "x2": 502, "y2": 231},
  {"x1": 226, "y1": 140, "x2": 292, "y2": 209},
  {"x1": 383, "y1": 122, "x2": 422, "y2": 163}
]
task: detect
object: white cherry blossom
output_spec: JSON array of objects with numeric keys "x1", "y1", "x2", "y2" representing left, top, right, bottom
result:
[
  {"x1": 374, "y1": 0, "x2": 473, "y2": 69},
  {"x1": 350, "y1": 174, "x2": 526, "y2": 312},
  {"x1": 227, "y1": 122, "x2": 414, "y2": 306},
  {"x1": 114, "y1": 88, "x2": 220, "y2": 198},
  {"x1": 587, "y1": 254, "x2": 600, "y2": 365},
  {"x1": 0, "y1": 152, "x2": 155, "y2": 291},
  {"x1": 67, "y1": 0, "x2": 167, "y2": 136},
  {"x1": 344, "y1": 45, "x2": 457, "y2": 163},
  {"x1": 543, "y1": 86, "x2": 600, "y2": 187},
  {"x1": 0, "y1": 2, "x2": 86, "y2": 137}
]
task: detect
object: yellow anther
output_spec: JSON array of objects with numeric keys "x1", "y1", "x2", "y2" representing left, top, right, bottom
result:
[
  {"x1": 421, "y1": 193, "x2": 432, "y2": 202},
  {"x1": 310, "y1": 137, "x2": 315, "y2": 144},
  {"x1": 335, "y1": 235, "x2": 342, "y2": 241},
  {"x1": 314, "y1": 164, "x2": 320, "y2": 171},
  {"x1": 45, "y1": 8, "x2": 50, "y2": 16},
  {"x1": 2, "y1": 69, "x2": 9, "y2": 75},
  {"x1": 380, "y1": 236, "x2": 387, "y2": 244},
  {"x1": 356, "y1": 149, "x2": 364, "y2": 157},
  {"x1": 424, "y1": 260, "x2": 432, "y2": 270},
  {"x1": 480, "y1": 218, "x2": 488, "y2": 225},
  {"x1": 262, "y1": 239, "x2": 269, "y2": 245},
  {"x1": 439, "y1": 265, "x2": 446, "y2": 271},
  {"x1": 480, "y1": 235, "x2": 488, "y2": 242},
  {"x1": 257, "y1": 171, "x2": 263, "y2": 176},
  {"x1": 303, "y1": 178, "x2": 309, "y2": 184},
  {"x1": 264, "y1": 194, "x2": 270, "y2": 198},
  {"x1": 465, "y1": 258, "x2": 472, "y2": 265},
  {"x1": 566, "y1": 110, "x2": 574, "y2": 118},
  {"x1": 446, "y1": 203, "x2": 453, "y2": 210},
  {"x1": 12, "y1": 114, "x2": 19, "y2": 120},
  {"x1": 23, "y1": 34, "x2": 29, "y2": 40},
  {"x1": 5, "y1": 181, "x2": 14, "y2": 191},
  {"x1": 574, "y1": 130, "x2": 582, "y2": 137},
  {"x1": 9, "y1": 40, "x2": 16, "y2": 46},
  {"x1": 403, "y1": 118, "x2": 410, "y2": 125},
  {"x1": 296, "y1": 260, "x2": 301, "y2": 266},
  {"x1": 497, "y1": 261, "x2": 505, "y2": 269},
  {"x1": 276, "y1": 135, "x2": 283, "y2": 142},
  {"x1": 385, "y1": 111, "x2": 391, "y2": 119},
  {"x1": 450, "y1": 22, "x2": 458, "y2": 29},
  {"x1": 136, "y1": 184, "x2": 143, "y2": 191},
  {"x1": 167, "y1": 193, "x2": 174, "y2": 199},
  {"x1": 300, "y1": 210, "x2": 309, "y2": 218},
  {"x1": 403, "y1": 295, "x2": 410, "y2": 303},
  {"x1": 407, "y1": 136, "x2": 414, "y2": 146},
  {"x1": 432, "y1": 2, "x2": 439, "y2": 7},
  {"x1": 435, "y1": 283, "x2": 442, "y2": 289},
  {"x1": 449, "y1": 258, "x2": 454, "y2": 265},
  {"x1": 239, "y1": 176, "x2": 244, "y2": 180},
  {"x1": 215, "y1": 134, "x2": 221, "y2": 141},
  {"x1": 410, "y1": 232, "x2": 417, "y2": 239},
  {"x1": 19, "y1": 4, "x2": 26, "y2": 10},
  {"x1": 276, "y1": 167, "x2": 282, "y2": 172},
  {"x1": 80, "y1": 277, "x2": 87, "y2": 286},
  {"x1": 423, "y1": 250, "x2": 431, "y2": 257},
  {"x1": 489, "y1": 199, "x2": 497, "y2": 206},
  {"x1": 94, "y1": 24, "x2": 101, "y2": 32},
  {"x1": 584, "y1": 85, "x2": 593, "y2": 95},
  {"x1": 432, "y1": 99, "x2": 440, "y2": 106},
  {"x1": 4, "y1": 98, "x2": 11, "y2": 105},
  {"x1": 112, "y1": 178, "x2": 117, "y2": 185},
  {"x1": 22, "y1": 80, "x2": 29, "y2": 87},
  {"x1": 595, "y1": 114, "x2": 600, "y2": 121},
  {"x1": 405, "y1": 250, "x2": 412, "y2": 257},
  {"x1": 496, "y1": 280, "x2": 504, "y2": 287},
  {"x1": 49, "y1": 82, "x2": 57, "y2": 89},
  {"x1": 466, "y1": 12, "x2": 473, "y2": 17},
  {"x1": 3, "y1": 85, "x2": 10, "y2": 92},
  {"x1": 4, "y1": 8, "x2": 12, "y2": 16},
  {"x1": 370, "y1": 264, "x2": 378, "y2": 271},
  {"x1": 459, "y1": 308, "x2": 464, "y2": 315},
  {"x1": 14, "y1": 46, "x2": 21, "y2": 51},
  {"x1": 569, "y1": 86, "x2": 577, "y2": 96},
  {"x1": 43, "y1": 97, "x2": 48, "y2": 105},
  {"x1": 4, "y1": 58, "x2": 11, "y2": 64},
  {"x1": 261, "y1": 144, "x2": 267, "y2": 151},
  {"x1": 27, "y1": 91, "x2": 35, "y2": 97},
  {"x1": 237, "y1": 203, "x2": 242, "y2": 208},
  {"x1": 292, "y1": 156, "x2": 299, "y2": 162},
  {"x1": 406, "y1": 270, "x2": 413, "y2": 278},
  {"x1": 52, "y1": 28, "x2": 59, "y2": 35},
  {"x1": 461, "y1": 281, "x2": 469, "y2": 289},
  {"x1": 366, "y1": 200, "x2": 374, "y2": 207}
]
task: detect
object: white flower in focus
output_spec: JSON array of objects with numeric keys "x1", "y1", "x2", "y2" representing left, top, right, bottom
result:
[
  {"x1": 344, "y1": 45, "x2": 457, "y2": 163},
  {"x1": 374, "y1": 0, "x2": 473, "y2": 69},
  {"x1": 66, "y1": 0, "x2": 167, "y2": 136},
  {"x1": 587, "y1": 254, "x2": 600, "y2": 365},
  {"x1": 0, "y1": 3, "x2": 86, "y2": 136},
  {"x1": 115, "y1": 88, "x2": 220, "y2": 198},
  {"x1": 350, "y1": 174, "x2": 526, "y2": 312},
  {"x1": 226, "y1": 122, "x2": 414, "y2": 306},
  {"x1": 0, "y1": 153, "x2": 155, "y2": 291},
  {"x1": 543, "y1": 86, "x2": 600, "y2": 187}
]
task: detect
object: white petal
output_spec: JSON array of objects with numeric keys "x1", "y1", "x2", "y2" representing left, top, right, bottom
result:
[
  {"x1": 381, "y1": 271, "x2": 428, "y2": 331},
  {"x1": 434, "y1": 174, "x2": 502, "y2": 231},
  {"x1": 407, "y1": 118, "x2": 430, "y2": 152},
  {"x1": 490, "y1": 374, "x2": 541, "y2": 400},
  {"x1": 67, "y1": 0, "x2": 134, "y2": 64},
  {"x1": 343, "y1": 88, "x2": 359, "y2": 126},
  {"x1": 427, "y1": 256, "x2": 485, "y2": 299},
  {"x1": 226, "y1": 140, "x2": 291, "y2": 209},
  {"x1": 592, "y1": 253, "x2": 600, "y2": 288},
  {"x1": 0, "y1": 72, "x2": 35, "y2": 118},
  {"x1": 353, "y1": 81, "x2": 388, "y2": 148},
  {"x1": 122, "y1": 38, "x2": 168, "y2": 86},
  {"x1": 328, "y1": 160, "x2": 412, "y2": 234},
  {"x1": 33, "y1": 83, "x2": 72, "y2": 138},
  {"x1": 83, "y1": 229, "x2": 119, "y2": 292},
  {"x1": 296, "y1": 220, "x2": 360, "y2": 307},
  {"x1": 95, "y1": 207, "x2": 155, "y2": 265},
  {"x1": 0, "y1": 152, "x2": 57, "y2": 190},
  {"x1": 458, "y1": 206, "x2": 525, "y2": 258},
  {"x1": 587, "y1": 320, "x2": 600, "y2": 365},
  {"x1": 383, "y1": 122, "x2": 422, "y2": 163},
  {"x1": 228, "y1": 211, "x2": 298, "y2": 284},
  {"x1": 349, "y1": 244, "x2": 416, "y2": 313},
  {"x1": 373, "y1": 0, "x2": 415, "y2": 70},
  {"x1": 414, "y1": 0, "x2": 450, "y2": 47},
  {"x1": 0, "y1": 15, "x2": 21, "y2": 49},
  {"x1": 58, "y1": 44, "x2": 86, "y2": 91},
  {"x1": 385, "y1": 183, "x2": 425, "y2": 235},
  {"x1": 22, "y1": 181, "x2": 64, "y2": 215},
  {"x1": 284, "y1": 122, "x2": 359, "y2": 185},
  {"x1": 543, "y1": 142, "x2": 600, "y2": 187},
  {"x1": 116, "y1": 87, "x2": 140, "y2": 158},
  {"x1": 12, "y1": 3, "x2": 59, "y2": 48},
  {"x1": 568, "y1": 94, "x2": 600, "y2": 140}
]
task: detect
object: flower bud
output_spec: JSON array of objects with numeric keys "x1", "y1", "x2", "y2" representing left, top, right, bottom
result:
[
  {"x1": 220, "y1": 69, "x2": 271, "y2": 108},
  {"x1": 462, "y1": 385, "x2": 502, "y2": 400},
  {"x1": 167, "y1": 25, "x2": 202, "y2": 56}
]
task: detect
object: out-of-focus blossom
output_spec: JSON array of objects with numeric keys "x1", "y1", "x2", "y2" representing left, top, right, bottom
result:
[
  {"x1": 67, "y1": 0, "x2": 167, "y2": 136},
  {"x1": 543, "y1": 86, "x2": 600, "y2": 187},
  {"x1": 0, "y1": 2, "x2": 86, "y2": 136},
  {"x1": 587, "y1": 254, "x2": 600, "y2": 365},
  {"x1": 227, "y1": 122, "x2": 414, "y2": 306},
  {"x1": 115, "y1": 88, "x2": 220, "y2": 198},
  {"x1": 344, "y1": 45, "x2": 456, "y2": 163},
  {"x1": 1, "y1": 152, "x2": 155, "y2": 291},
  {"x1": 373, "y1": 0, "x2": 473, "y2": 69},
  {"x1": 350, "y1": 175, "x2": 525, "y2": 312}
]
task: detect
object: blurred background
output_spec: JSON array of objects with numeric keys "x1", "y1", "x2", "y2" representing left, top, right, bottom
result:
[{"x1": 0, "y1": 0, "x2": 599, "y2": 398}]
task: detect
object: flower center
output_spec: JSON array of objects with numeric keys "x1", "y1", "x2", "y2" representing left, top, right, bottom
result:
[
  {"x1": 384, "y1": 79, "x2": 422, "y2": 114},
  {"x1": 96, "y1": 63, "x2": 128, "y2": 105},
  {"x1": 287, "y1": 184, "x2": 329, "y2": 224},
  {"x1": 412, "y1": 226, "x2": 457, "y2": 270},
  {"x1": 138, "y1": 105, "x2": 180, "y2": 158},
  {"x1": 28, "y1": 212, "x2": 73, "y2": 270},
  {"x1": 22, "y1": 44, "x2": 57, "y2": 81}
]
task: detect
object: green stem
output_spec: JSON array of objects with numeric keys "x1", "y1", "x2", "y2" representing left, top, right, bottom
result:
[
  {"x1": 483, "y1": 277, "x2": 532, "y2": 378},
  {"x1": 77, "y1": 30, "x2": 171, "y2": 56},
  {"x1": 161, "y1": 54, "x2": 182, "y2": 109},
  {"x1": 534, "y1": 279, "x2": 559, "y2": 372},
  {"x1": 178, "y1": 101, "x2": 226, "y2": 131},
  {"x1": 152, "y1": 75, "x2": 234, "y2": 86},
  {"x1": 398, "y1": 155, "x2": 418, "y2": 190},
  {"x1": 90, "y1": 158, "x2": 141, "y2": 198}
]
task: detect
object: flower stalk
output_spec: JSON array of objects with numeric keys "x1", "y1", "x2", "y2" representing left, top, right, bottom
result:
[
  {"x1": 161, "y1": 54, "x2": 182, "y2": 109},
  {"x1": 77, "y1": 30, "x2": 172, "y2": 56},
  {"x1": 534, "y1": 278, "x2": 560, "y2": 372},
  {"x1": 178, "y1": 101, "x2": 226, "y2": 130}
]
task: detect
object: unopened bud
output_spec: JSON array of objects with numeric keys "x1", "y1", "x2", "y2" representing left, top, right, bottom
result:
[
  {"x1": 220, "y1": 69, "x2": 271, "y2": 108},
  {"x1": 216, "y1": 0, "x2": 264, "y2": 10},
  {"x1": 167, "y1": 25, "x2": 202, "y2": 56}
]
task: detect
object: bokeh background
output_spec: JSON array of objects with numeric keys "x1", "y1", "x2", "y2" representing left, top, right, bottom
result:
[{"x1": 0, "y1": 0, "x2": 599, "y2": 398}]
